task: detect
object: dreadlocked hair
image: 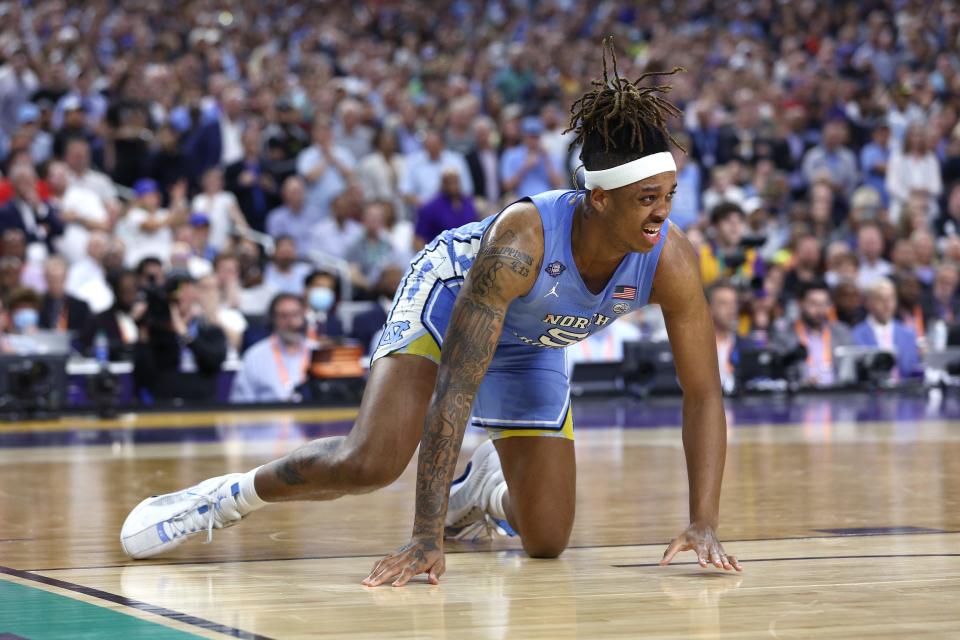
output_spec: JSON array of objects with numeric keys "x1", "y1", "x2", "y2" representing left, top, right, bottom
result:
[{"x1": 566, "y1": 37, "x2": 685, "y2": 171}]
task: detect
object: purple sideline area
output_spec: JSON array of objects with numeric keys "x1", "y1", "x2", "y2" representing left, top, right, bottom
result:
[{"x1": 1, "y1": 392, "x2": 959, "y2": 449}]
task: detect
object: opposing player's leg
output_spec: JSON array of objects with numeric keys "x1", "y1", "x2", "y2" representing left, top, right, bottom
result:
[{"x1": 121, "y1": 353, "x2": 437, "y2": 558}]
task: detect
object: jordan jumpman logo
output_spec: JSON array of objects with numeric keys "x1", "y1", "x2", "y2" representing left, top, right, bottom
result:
[{"x1": 544, "y1": 282, "x2": 560, "y2": 298}]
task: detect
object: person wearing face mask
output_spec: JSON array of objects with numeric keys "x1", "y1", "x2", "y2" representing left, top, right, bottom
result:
[
  {"x1": 3, "y1": 287, "x2": 44, "y2": 354},
  {"x1": 303, "y1": 270, "x2": 344, "y2": 340},
  {"x1": 230, "y1": 293, "x2": 316, "y2": 403}
]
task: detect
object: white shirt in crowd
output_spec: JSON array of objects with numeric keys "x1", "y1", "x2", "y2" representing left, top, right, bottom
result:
[
  {"x1": 65, "y1": 257, "x2": 113, "y2": 313},
  {"x1": 230, "y1": 336, "x2": 314, "y2": 403},
  {"x1": 121, "y1": 207, "x2": 173, "y2": 268},
  {"x1": 68, "y1": 169, "x2": 117, "y2": 208},
  {"x1": 191, "y1": 191, "x2": 241, "y2": 251},
  {"x1": 59, "y1": 183, "x2": 109, "y2": 264}
]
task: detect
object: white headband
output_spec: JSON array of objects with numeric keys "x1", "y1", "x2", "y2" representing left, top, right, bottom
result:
[{"x1": 583, "y1": 152, "x2": 677, "y2": 190}]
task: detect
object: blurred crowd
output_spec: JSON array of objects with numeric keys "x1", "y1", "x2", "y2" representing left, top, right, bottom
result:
[{"x1": 1, "y1": 0, "x2": 959, "y2": 403}]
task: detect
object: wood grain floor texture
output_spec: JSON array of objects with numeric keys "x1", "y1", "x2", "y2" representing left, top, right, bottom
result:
[{"x1": 1, "y1": 413, "x2": 958, "y2": 638}]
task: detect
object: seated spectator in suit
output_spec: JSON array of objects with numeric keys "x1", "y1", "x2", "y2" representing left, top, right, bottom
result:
[
  {"x1": 352, "y1": 264, "x2": 404, "y2": 355},
  {"x1": 133, "y1": 274, "x2": 228, "y2": 403},
  {"x1": 39, "y1": 255, "x2": 90, "y2": 334},
  {"x1": 772, "y1": 281, "x2": 853, "y2": 387},
  {"x1": 230, "y1": 293, "x2": 313, "y2": 403},
  {"x1": 0, "y1": 162, "x2": 63, "y2": 253},
  {"x1": 894, "y1": 272, "x2": 927, "y2": 345},
  {"x1": 78, "y1": 269, "x2": 141, "y2": 360},
  {"x1": 852, "y1": 279, "x2": 921, "y2": 379},
  {"x1": 303, "y1": 270, "x2": 344, "y2": 339}
]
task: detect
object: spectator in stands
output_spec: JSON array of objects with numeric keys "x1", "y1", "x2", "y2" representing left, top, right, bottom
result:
[
  {"x1": 136, "y1": 257, "x2": 165, "y2": 291},
  {"x1": 801, "y1": 118, "x2": 859, "y2": 196},
  {"x1": 400, "y1": 129, "x2": 471, "y2": 208},
  {"x1": 265, "y1": 176, "x2": 317, "y2": 257},
  {"x1": 935, "y1": 182, "x2": 960, "y2": 240},
  {"x1": 825, "y1": 250, "x2": 860, "y2": 290},
  {"x1": 133, "y1": 274, "x2": 227, "y2": 403},
  {"x1": 911, "y1": 230, "x2": 937, "y2": 285},
  {"x1": 38, "y1": 255, "x2": 90, "y2": 333},
  {"x1": 352, "y1": 265, "x2": 403, "y2": 355},
  {"x1": 860, "y1": 123, "x2": 891, "y2": 203},
  {"x1": 465, "y1": 116, "x2": 501, "y2": 207},
  {"x1": 886, "y1": 123, "x2": 942, "y2": 224},
  {"x1": 225, "y1": 123, "x2": 278, "y2": 233},
  {"x1": 335, "y1": 99, "x2": 375, "y2": 163},
  {"x1": 346, "y1": 202, "x2": 398, "y2": 292},
  {"x1": 669, "y1": 132, "x2": 702, "y2": 230},
  {"x1": 297, "y1": 115, "x2": 356, "y2": 219},
  {"x1": 0, "y1": 162, "x2": 63, "y2": 253},
  {"x1": 78, "y1": 269, "x2": 141, "y2": 360},
  {"x1": 121, "y1": 178, "x2": 185, "y2": 269},
  {"x1": 781, "y1": 235, "x2": 823, "y2": 302},
  {"x1": 2, "y1": 287, "x2": 44, "y2": 354},
  {"x1": 196, "y1": 274, "x2": 247, "y2": 359},
  {"x1": 63, "y1": 137, "x2": 118, "y2": 217},
  {"x1": 700, "y1": 202, "x2": 764, "y2": 288},
  {"x1": 852, "y1": 279, "x2": 921, "y2": 379},
  {"x1": 309, "y1": 188, "x2": 364, "y2": 261},
  {"x1": 707, "y1": 280, "x2": 744, "y2": 393},
  {"x1": 414, "y1": 168, "x2": 478, "y2": 251},
  {"x1": 500, "y1": 116, "x2": 564, "y2": 199},
  {"x1": 66, "y1": 231, "x2": 113, "y2": 313},
  {"x1": 217, "y1": 86, "x2": 247, "y2": 167},
  {"x1": 0, "y1": 255, "x2": 22, "y2": 292},
  {"x1": 230, "y1": 293, "x2": 313, "y2": 403},
  {"x1": 833, "y1": 279, "x2": 866, "y2": 328},
  {"x1": 855, "y1": 223, "x2": 892, "y2": 289},
  {"x1": 895, "y1": 272, "x2": 927, "y2": 345},
  {"x1": 15, "y1": 102, "x2": 53, "y2": 165},
  {"x1": 263, "y1": 235, "x2": 312, "y2": 295},
  {"x1": 48, "y1": 160, "x2": 112, "y2": 264},
  {"x1": 925, "y1": 263, "x2": 959, "y2": 329},
  {"x1": 358, "y1": 127, "x2": 406, "y2": 220},
  {"x1": 773, "y1": 281, "x2": 853, "y2": 387},
  {"x1": 53, "y1": 97, "x2": 103, "y2": 165},
  {"x1": 191, "y1": 167, "x2": 249, "y2": 255},
  {"x1": 304, "y1": 270, "x2": 344, "y2": 339}
]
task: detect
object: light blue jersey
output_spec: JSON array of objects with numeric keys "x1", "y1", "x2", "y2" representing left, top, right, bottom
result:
[{"x1": 372, "y1": 189, "x2": 669, "y2": 439}]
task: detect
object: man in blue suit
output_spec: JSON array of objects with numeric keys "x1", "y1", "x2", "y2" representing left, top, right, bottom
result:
[{"x1": 852, "y1": 278, "x2": 921, "y2": 379}]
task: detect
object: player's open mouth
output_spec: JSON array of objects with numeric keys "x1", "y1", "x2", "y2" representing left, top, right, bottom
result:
[{"x1": 642, "y1": 225, "x2": 661, "y2": 237}]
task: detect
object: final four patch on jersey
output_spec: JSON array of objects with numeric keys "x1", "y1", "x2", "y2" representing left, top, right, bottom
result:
[
  {"x1": 612, "y1": 285, "x2": 637, "y2": 300},
  {"x1": 613, "y1": 302, "x2": 631, "y2": 314},
  {"x1": 544, "y1": 261, "x2": 566, "y2": 277}
]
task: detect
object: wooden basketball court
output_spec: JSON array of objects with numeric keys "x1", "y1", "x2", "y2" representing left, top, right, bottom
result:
[{"x1": 1, "y1": 395, "x2": 958, "y2": 638}]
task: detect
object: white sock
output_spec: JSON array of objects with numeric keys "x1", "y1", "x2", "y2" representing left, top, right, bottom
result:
[
  {"x1": 486, "y1": 474, "x2": 508, "y2": 520},
  {"x1": 236, "y1": 466, "x2": 268, "y2": 514}
]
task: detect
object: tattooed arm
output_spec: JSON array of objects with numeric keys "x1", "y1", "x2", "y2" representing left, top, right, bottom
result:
[{"x1": 363, "y1": 202, "x2": 543, "y2": 587}]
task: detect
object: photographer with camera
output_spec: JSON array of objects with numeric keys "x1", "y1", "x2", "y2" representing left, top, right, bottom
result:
[
  {"x1": 78, "y1": 269, "x2": 141, "y2": 360},
  {"x1": 700, "y1": 202, "x2": 765, "y2": 288},
  {"x1": 133, "y1": 273, "x2": 227, "y2": 404},
  {"x1": 772, "y1": 281, "x2": 853, "y2": 388}
]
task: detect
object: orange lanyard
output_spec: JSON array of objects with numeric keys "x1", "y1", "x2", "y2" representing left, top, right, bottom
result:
[
  {"x1": 911, "y1": 306, "x2": 925, "y2": 338},
  {"x1": 795, "y1": 320, "x2": 831, "y2": 367},
  {"x1": 271, "y1": 337, "x2": 309, "y2": 389},
  {"x1": 58, "y1": 305, "x2": 68, "y2": 331}
]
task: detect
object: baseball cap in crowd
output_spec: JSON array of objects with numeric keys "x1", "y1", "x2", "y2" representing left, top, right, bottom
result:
[
  {"x1": 521, "y1": 116, "x2": 544, "y2": 136},
  {"x1": 188, "y1": 212, "x2": 211, "y2": 227},
  {"x1": 133, "y1": 178, "x2": 160, "y2": 197},
  {"x1": 17, "y1": 103, "x2": 39, "y2": 125}
]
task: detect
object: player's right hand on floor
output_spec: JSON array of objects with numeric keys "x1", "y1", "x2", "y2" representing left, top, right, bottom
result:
[{"x1": 362, "y1": 537, "x2": 445, "y2": 587}]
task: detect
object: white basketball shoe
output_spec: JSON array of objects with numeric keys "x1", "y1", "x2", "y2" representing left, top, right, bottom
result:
[
  {"x1": 445, "y1": 440, "x2": 515, "y2": 540},
  {"x1": 121, "y1": 473, "x2": 249, "y2": 559}
]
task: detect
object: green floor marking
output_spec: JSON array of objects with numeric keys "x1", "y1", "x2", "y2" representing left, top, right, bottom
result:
[{"x1": 0, "y1": 579, "x2": 203, "y2": 640}]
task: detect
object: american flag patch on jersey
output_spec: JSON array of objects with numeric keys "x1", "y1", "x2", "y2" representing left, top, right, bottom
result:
[{"x1": 612, "y1": 285, "x2": 637, "y2": 300}]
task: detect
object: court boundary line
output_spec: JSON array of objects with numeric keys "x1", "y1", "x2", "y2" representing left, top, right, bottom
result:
[
  {"x1": 25, "y1": 528, "x2": 959, "y2": 573},
  {"x1": 0, "y1": 564, "x2": 274, "y2": 640},
  {"x1": 613, "y1": 552, "x2": 960, "y2": 568}
]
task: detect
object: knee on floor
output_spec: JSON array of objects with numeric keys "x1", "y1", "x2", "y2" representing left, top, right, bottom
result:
[{"x1": 521, "y1": 534, "x2": 570, "y2": 559}]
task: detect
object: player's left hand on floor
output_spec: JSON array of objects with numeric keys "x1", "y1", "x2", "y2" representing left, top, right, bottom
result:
[
  {"x1": 659, "y1": 523, "x2": 742, "y2": 572},
  {"x1": 361, "y1": 537, "x2": 446, "y2": 587}
]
